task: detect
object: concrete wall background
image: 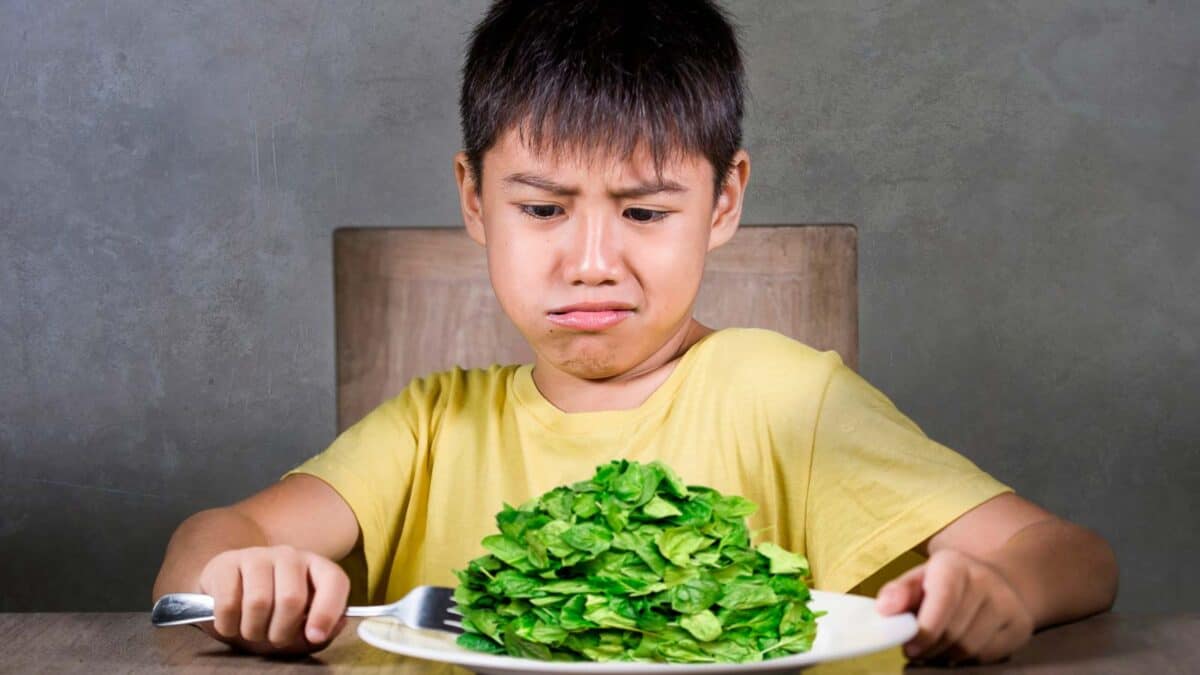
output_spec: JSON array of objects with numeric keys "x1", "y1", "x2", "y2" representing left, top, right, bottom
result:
[{"x1": 2, "y1": 1, "x2": 1196, "y2": 611}]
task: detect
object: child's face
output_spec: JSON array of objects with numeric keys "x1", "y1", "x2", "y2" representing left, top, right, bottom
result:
[{"x1": 455, "y1": 129, "x2": 749, "y2": 380}]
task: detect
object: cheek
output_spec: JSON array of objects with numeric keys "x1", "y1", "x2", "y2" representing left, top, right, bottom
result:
[
  {"x1": 486, "y1": 234, "x2": 544, "y2": 319},
  {"x1": 637, "y1": 231, "x2": 708, "y2": 299},
  {"x1": 487, "y1": 254, "x2": 524, "y2": 310}
]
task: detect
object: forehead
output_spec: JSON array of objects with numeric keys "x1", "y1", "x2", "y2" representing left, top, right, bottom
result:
[{"x1": 481, "y1": 127, "x2": 712, "y2": 189}]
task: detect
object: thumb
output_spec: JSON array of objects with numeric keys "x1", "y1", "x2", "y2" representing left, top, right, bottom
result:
[{"x1": 876, "y1": 563, "x2": 926, "y2": 615}]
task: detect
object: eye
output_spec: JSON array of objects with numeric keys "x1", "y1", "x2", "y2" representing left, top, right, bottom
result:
[
  {"x1": 624, "y1": 207, "x2": 669, "y2": 223},
  {"x1": 520, "y1": 204, "x2": 564, "y2": 220}
]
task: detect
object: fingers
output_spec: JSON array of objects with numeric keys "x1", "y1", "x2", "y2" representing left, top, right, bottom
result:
[
  {"x1": 200, "y1": 552, "x2": 242, "y2": 640},
  {"x1": 239, "y1": 553, "x2": 275, "y2": 642},
  {"x1": 966, "y1": 587, "x2": 1034, "y2": 664},
  {"x1": 305, "y1": 555, "x2": 351, "y2": 644},
  {"x1": 974, "y1": 616, "x2": 1032, "y2": 664},
  {"x1": 876, "y1": 563, "x2": 925, "y2": 615},
  {"x1": 898, "y1": 550, "x2": 1036, "y2": 665},
  {"x1": 948, "y1": 608, "x2": 1007, "y2": 664},
  {"x1": 268, "y1": 552, "x2": 309, "y2": 647},
  {"x1": 905, "y1": 552, "x2": 966, "y2": 658},
  {"x1": 193, "y1": 545, "x2": 350, "y2": 655},
  {"x1": 923, "y1": 574, "x2": 988, "y2": 661}
]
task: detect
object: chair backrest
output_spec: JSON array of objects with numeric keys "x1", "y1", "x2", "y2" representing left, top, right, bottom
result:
[{"x1": 334, "y1": 225, "x2": 858, "y2": 431}]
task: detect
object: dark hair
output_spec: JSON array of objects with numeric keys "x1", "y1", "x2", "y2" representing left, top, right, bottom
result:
[{"x1": 460, "y1": 0, "x2": 745, "y2": 197}]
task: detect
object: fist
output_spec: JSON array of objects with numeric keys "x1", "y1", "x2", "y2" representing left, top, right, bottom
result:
[
  {"x1": 197, "y1": 545, "x2": 351, "y2": 655},
  {"x1": 876, "y1": 549, "x2": 1034, "y2": 665}
]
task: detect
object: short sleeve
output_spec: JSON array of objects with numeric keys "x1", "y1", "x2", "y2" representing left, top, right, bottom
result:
[
  {"x1": 805, "y1": 361, "x2": 1012, "y2": 593},
  {"x1": 283, "y1": 392, "x2": 421, "y2": 603}
]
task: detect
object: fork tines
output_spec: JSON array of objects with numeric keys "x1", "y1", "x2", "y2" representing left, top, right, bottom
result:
[{"x1": 417, "y1": 585, "x2": 464, "y2": 634}]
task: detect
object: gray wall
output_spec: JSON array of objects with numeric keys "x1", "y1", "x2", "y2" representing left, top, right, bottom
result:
[{"x1": 1, "y1": 0, "x2": 1196, "y2": 612}]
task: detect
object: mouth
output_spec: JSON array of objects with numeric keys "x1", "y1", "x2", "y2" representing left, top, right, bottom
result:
[{"x1": 546, "y1": 302, "x2": 636, "y2": 331}]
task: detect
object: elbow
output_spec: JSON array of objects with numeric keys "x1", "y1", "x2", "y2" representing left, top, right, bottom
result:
[{"x1": 150, "y1": 507, "x2": 235, "y2": 602}]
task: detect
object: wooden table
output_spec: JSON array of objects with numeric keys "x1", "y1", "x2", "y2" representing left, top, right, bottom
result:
[{"x1": 0, "y1": 613, "x2": 1196, "y2": 674}]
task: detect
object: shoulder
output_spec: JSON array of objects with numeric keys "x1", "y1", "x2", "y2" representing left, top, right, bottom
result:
[
  {"x1": 401, "y1": 363, "x2": 520, "y2": 400},
  {"x1": 375, "y1": 363, "x2": 521, "y2": 431},
  {"x1": 699, "y1": 327, "x2": 832, "y2": 358},
  {"x1": 681, "y1": 328, "x2": 845, "y2": 428},
  {"x1": 692, "y1": 327, "x2": 844, "y2": 395}
]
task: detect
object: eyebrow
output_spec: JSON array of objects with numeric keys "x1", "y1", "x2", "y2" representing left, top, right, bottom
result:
[{"x1": 503, "y1": 172, "x2": 688, "y2": 199}]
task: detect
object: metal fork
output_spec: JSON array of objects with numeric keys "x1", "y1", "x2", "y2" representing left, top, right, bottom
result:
[{"x1": 151, "y1": 585, "x2": 463, "y2": 634}]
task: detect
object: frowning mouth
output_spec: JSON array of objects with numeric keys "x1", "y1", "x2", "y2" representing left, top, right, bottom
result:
[{"x1": 546, "y1": 302, "x2": 635, "y2": 331}]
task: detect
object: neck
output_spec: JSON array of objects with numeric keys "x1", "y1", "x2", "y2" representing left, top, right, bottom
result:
[{"x1": 531, "y1": 318, "x2": 714, "y2": 413}]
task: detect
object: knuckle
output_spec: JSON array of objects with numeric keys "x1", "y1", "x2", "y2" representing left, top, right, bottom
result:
[
  {"x1": 924, "y1": 602, "x2": 950, "y2": 628},
  {"x1": 236, "y1": 545, "x2": 263, "y2": 559},
  {"x1": 927, "y1": 556, "x2": 965, "y2": 590},
  {"x1": 237, "y1": 547, "x2": 267, "y2": 566},
  {"x1": 244, "y1": 592, "x2": 273, "y2": 613},
  {"x1": 276, "y1": 590, "x2": 308, "y2": 613},
  {"x1": 967, "y1": 562, "x2": 988, "y2": 583},
  {"x1": 312, "y1": 560, "x2": 350, "y2": 593},
  {"x1": 937, "y1": 548, "x2": 965, "y2": 566},
  {"x1": 214, "y1": 595, "x2": 240, "y2": 617},
  {"x1": 271, "y1": 544, "x2": 298, "y2": 558},
  {"x1": 926, "y1": 553, "x2": 949, "y2": 575},
  {"x1": 200, "y1": 556, "x2": 234, "y2": 585},
  {"x1": 309, "y1": 554, "x2": 338, "y2": 577},
  {"x1": 329, "y1": 570, "x2": 350, "y2": 595}
]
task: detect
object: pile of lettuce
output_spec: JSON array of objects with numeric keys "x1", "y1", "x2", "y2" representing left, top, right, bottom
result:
[{"x1": 453, "y1": 460, "x2": 820, "y2": 663}]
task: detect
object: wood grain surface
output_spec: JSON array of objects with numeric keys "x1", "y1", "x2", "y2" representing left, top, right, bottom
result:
[
  {"x1": 333, "y1": 225, "x2": 858, "y2": 431},
  {"x1": 0, "y1": 612, "x2": 1195, "y2": 674}
]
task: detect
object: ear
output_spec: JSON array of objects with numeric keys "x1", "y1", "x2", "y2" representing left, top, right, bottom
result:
[
  {"x1": 455, "y1": 151, "x2": 486, "y2": 246},
  {"x1": 707, "y1": 149, "x2": 751, "y2": 252}
]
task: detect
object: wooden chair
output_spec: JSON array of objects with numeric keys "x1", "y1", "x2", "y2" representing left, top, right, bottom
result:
[{"x1": 333, "y1": 225, "x2": 858, "y2": 431}]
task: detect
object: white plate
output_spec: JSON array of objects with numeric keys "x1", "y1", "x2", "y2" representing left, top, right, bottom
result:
[{"x1": 358, "y1": 590, "x2": 917, "y2": 674}]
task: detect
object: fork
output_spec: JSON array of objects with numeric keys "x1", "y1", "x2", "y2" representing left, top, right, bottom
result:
[{"x1": 151, "y1": 585, "x2": 464, "y2": 634}]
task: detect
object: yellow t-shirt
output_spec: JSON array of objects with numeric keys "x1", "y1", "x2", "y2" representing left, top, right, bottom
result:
[{"x1": 286, "y1": 328, "x2": 1010, "y2": 604}]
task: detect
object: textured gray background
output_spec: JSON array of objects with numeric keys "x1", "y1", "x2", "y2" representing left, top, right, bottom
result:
[{"x1": 1, "y1": 0, "x2": 1196, "y2": 612}]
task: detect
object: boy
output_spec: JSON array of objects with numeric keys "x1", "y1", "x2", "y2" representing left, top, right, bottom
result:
[{"x1": 153, "y1": 0, "x2": 1117, "y2": 665}]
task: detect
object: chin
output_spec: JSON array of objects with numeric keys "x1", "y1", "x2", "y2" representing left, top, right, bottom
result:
[
  {"x1": 559, "y1": 357, "x2": 625, "y2": 380},
  {"x1": 540, "y1": 333, "x2": 631, "y2": 380}
]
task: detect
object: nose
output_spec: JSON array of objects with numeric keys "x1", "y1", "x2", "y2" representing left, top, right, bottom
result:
[{"x1": 561, "y1": 214, "x2": 624, "y2": 286}]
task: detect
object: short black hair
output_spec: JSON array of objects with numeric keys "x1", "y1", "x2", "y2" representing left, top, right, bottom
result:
[{"x1": 460, "y1": 0, "x2": 745, "y2": 197}]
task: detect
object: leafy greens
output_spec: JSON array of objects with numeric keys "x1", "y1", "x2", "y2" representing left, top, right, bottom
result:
[{"x1": 453, "y1": 460, "x2": 821, "y2": 663}]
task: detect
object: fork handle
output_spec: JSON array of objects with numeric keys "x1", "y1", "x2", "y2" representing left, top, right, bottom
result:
[
  {"x1": 151, "y1": 593, "x2": 392, "y2": 627},
  {"x1": 343, "y1": 604, "x2": 396, "y2": 618}
]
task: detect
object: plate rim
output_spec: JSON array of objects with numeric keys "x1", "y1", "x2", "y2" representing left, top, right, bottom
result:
[{"x1": 356, "y1": 590, "x2": 917, "y2": 673}]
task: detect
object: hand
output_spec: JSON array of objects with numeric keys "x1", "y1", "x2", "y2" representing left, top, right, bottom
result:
[
  {"x1": 875, "y1": 549, "x2": 1034, "y2": 665},
  {"x1": 196, "y1": 545, "x2": 351, "y2": 655}
]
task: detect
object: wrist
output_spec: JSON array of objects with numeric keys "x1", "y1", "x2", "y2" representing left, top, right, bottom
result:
[{"x1": 987, "y1": 552, "x2": 1041, "y2": 623}]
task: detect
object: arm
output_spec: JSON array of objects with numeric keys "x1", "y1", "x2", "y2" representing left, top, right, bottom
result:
[
  {"x1": 931, "y1": 496, "x2": 1118, "y2": 628},
  {"x1": 876, "y1": 493, "x2": 1118, "y2": 664},
  {"x1": 152, "y1": 474, "x2": 361, "y2": 654}
]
